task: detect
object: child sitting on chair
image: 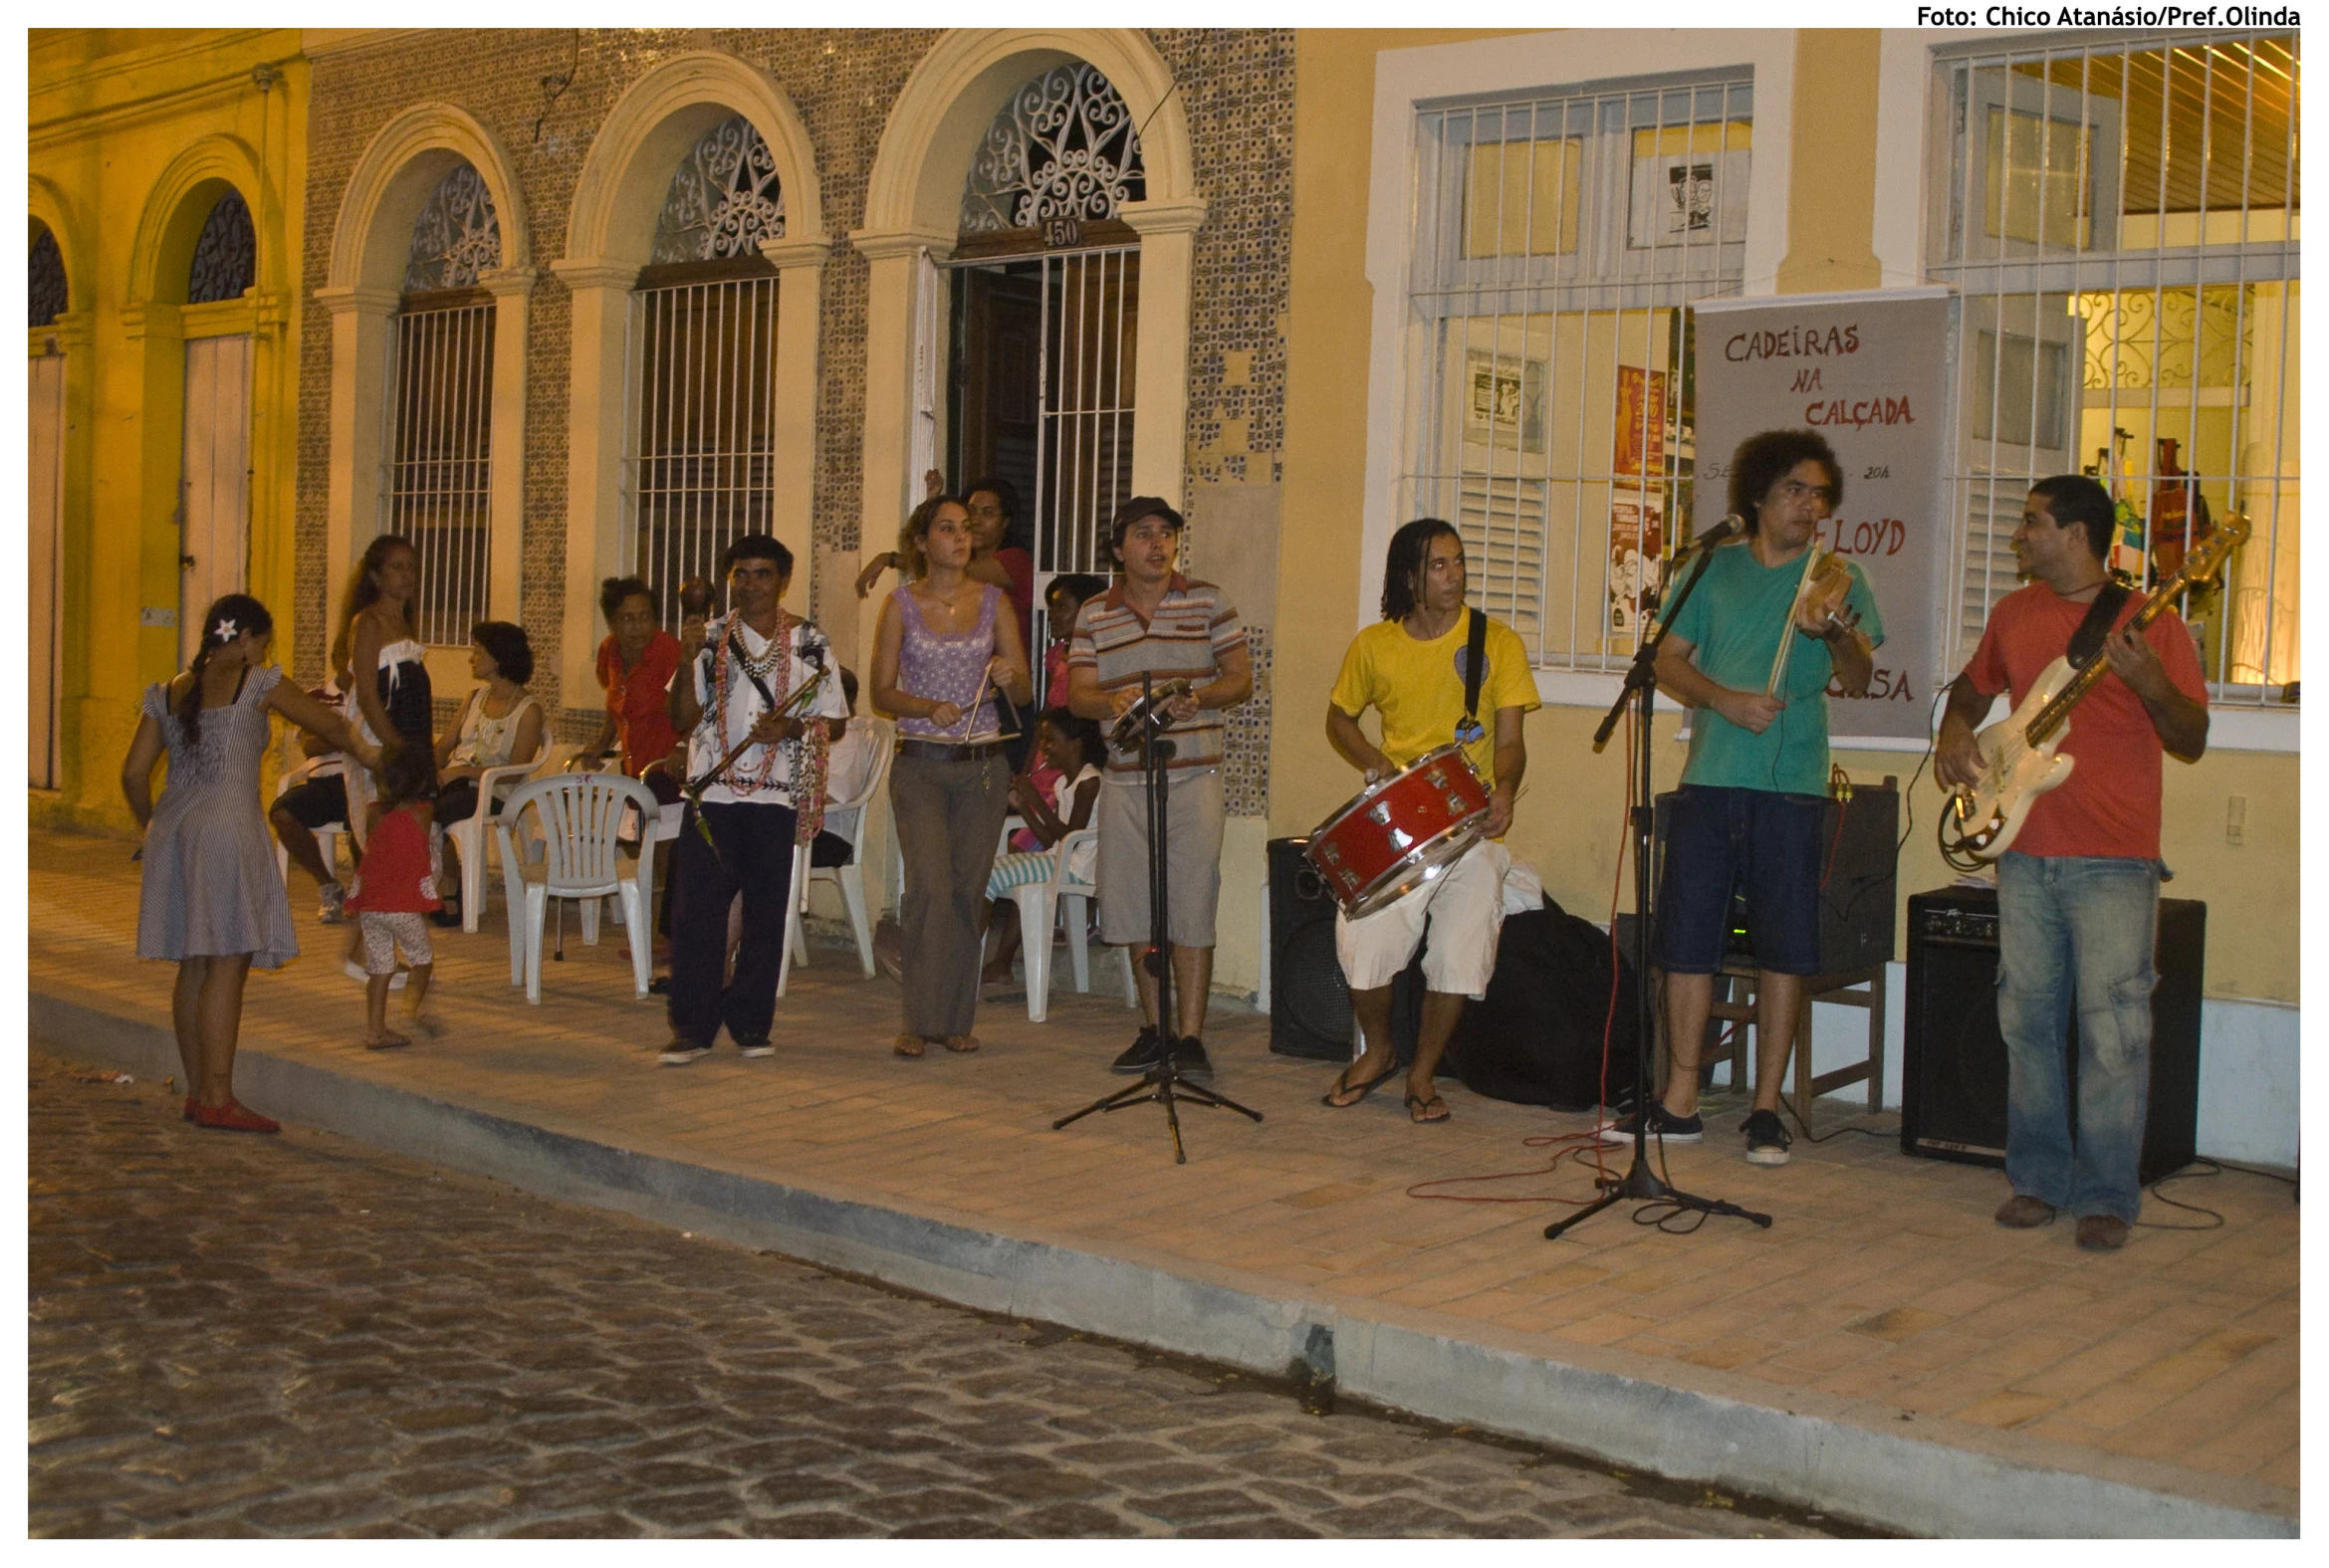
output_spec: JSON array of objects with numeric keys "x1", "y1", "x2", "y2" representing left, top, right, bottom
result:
[
  {"x1": 981, "y1": 709, "x2": 1105, "y2": 989},
  {"x1": 345, "y1": 741, "x2": 443, "y2": 1047}
]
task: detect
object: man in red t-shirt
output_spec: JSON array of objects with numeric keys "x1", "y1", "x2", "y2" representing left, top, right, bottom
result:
[{"x1": 1937, "y1": 475, "x2": 2209, "y2": 1251}]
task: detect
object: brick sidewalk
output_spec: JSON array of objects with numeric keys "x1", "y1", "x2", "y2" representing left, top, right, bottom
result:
[{"x1": 28, "y1": 828, "x2": 2297, "y2": 1529}]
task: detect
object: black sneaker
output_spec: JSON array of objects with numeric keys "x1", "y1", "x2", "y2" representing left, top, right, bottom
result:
[
  {"x1": 1597, "y1": 1103, "x2": 1705, "y2": 1145},
  {"x1": 658, "y1": 1040, "x2": 713, "y2": 1067},
  {"x1": 1743, "y1": 1109, "x2": 1793, "y2": 1166},
  {"x1": 1171, "y1": 1036, "x2": 1213, "y2": 1080},
  {"x1": 1111, "y1": 1026, "x2": 1166, "y2": 1074},
  {"x1": 735, "y1": 1037, "x2": 776, "y2": 1060}
]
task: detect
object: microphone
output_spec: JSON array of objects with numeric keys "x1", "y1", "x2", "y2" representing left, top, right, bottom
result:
[{"x1": 1675, "y1": 515, "x2": 1743, "y2": 560}]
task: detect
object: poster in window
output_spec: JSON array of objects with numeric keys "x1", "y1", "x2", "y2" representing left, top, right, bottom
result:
[
  {"x1": 1628, "y1": 148, "x2": 1749, "y2": 250},
  {"x1": 1613, "y1": 366, "x2": 1668, "y2": 478},
  {"x1": 1608, "y1": 489, "x2": 1664, "y2": 638},
  {"x1": 1463, "y1": 349, "x2": 1546, "y2": 455}
]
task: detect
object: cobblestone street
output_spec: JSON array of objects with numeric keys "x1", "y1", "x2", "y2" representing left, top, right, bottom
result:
[{"x1": 28, "y1": 1052, "x2": 1848, "y2": 1539}]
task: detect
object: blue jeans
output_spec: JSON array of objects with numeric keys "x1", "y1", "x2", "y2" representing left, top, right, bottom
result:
[{"x1": 1995, "y1": 851, "x2": 2160, "y2": 1225}]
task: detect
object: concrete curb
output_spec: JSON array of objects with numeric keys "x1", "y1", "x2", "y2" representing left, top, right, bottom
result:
[{"x1": 33, "y1": 989, "x2": 2294, "y2": 1540}]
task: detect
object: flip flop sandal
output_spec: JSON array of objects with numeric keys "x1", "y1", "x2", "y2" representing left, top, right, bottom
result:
[
  {"x1": 1322, "y1": 1060, "x2": 1401, "y2": 1108},
  {"x1": 893, "y1": 1034, "x2": 927, "y2": 1058},
  {"x1": 942, "y1": 1034, "x2": 981, "y2": 1053},
  {"x1": 1405, "y1": 1090, "x2": 1451, "y2": 1125}
]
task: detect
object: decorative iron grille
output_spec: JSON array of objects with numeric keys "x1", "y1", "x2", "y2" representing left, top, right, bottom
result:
[
  {"x1": 30, "y1": 226, "x2": 67, "y2": 327},
  {"x1": 625, "y1": 276, "x2": 781, "y2": 626},
  {"x1": 1402, "y1": 77, "x2": 1750, "y2": 669},
  {"x1": 650, "y1": 115, "x2": 786, "y2": 265},
  {"x1": 381, "y1": 302, "x2": 495, "y2": 647},
  {"x1": 961, "y1": 64, "x2": 1148, "y2": 235},
  {"x1": 404, "y1": 162, "x2": 502, "y2": 292},
  {"x1": 1931, "y1": 33, "x2": 2300, "y2": 702},
  {"x1": 187, "y1": 189, "x2": 256, "y2": 305}
]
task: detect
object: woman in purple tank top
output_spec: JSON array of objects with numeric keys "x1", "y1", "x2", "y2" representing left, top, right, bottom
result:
[{"x1": 871, "y1": 495, "x2": 1033, "y2": 1057}]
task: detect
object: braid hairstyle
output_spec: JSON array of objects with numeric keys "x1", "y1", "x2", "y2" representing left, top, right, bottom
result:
[{"x1": 177, "y1": 593, "x2": 275, "y2": 747}]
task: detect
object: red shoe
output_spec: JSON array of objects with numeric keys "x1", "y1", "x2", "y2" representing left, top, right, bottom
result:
[{"x1": 191, "y1": 1099, "x2": 280, "y2": 1134}]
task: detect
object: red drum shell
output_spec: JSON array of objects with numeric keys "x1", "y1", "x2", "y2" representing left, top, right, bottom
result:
[{"x1": 1302, "y1": 744, "x2": 1491, "y2": 919}]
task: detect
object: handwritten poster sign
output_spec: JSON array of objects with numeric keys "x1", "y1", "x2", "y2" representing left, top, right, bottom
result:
[{"x1": 1691, "y1": 288, "x2": 1953, "y2": 745}]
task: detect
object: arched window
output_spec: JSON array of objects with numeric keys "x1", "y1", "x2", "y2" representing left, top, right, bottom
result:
[
  {"x1": 628, "y1": 115, "x2": 784, "y2": 622},
  {"x1": 383, "y1": 162, "x2": 501, "y2": 645},
  {"x1": 403, "y1": 162, "x2": 502, "y2": 291},
  {"x1": 186, "y1": 190, "x2": 255, "y2": 304},
  {"x1": 30, "y1": 225, "x2": 67, "y2": 327},
  {"x1": 961, "y1": 63, "x2": 1147, "y2": 238},
  {"x1": 650, "y1": 114, "x2": 786, "y2": 262}
]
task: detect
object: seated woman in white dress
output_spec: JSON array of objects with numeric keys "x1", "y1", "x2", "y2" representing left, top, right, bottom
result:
[
  {"x1": 431, "y1": 620, "x2": 545, "y2": 926},
  {"x1": 981, "y1": 709, "x2": 1105, "y2": 988}
]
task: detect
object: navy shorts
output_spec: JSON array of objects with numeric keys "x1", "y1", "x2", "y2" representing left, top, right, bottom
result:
[{"x1": 1652, "y1": 784, "x2": 1825, "y2": 977}]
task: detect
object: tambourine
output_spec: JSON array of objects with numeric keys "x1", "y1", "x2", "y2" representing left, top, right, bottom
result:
[{"x1": 1108, "y1": 678, "x2": 1194, "y2": 753}]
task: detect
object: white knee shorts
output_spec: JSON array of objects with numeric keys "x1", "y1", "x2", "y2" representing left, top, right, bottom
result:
[{"x1": 1333, "y1": 839, "x2": 1512, "y2": 998}]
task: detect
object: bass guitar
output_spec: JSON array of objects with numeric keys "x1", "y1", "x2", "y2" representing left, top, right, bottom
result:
[{"x1": 1940, "y1": 518, "x2": 2245, "y2": 870}]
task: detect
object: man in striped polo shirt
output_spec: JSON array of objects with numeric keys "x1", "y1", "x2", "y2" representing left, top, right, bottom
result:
[{"x1": 1067, "y1": 497, "x2": 1254, "y2": 1078}]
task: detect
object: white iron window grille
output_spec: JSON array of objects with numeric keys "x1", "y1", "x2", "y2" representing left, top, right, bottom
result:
[
  {"x1": 941, "y1": 247, "x2": 1139, "y2": 673},
  {"x1": 651, "y1": 115, "x2": 786, "y2": 265},
  {"x1": 961, "y1": 63, "x2": 1148, "y2": 235},
  {"x1": 624, "y1": 275, "x2": 781, "y2": 626},
  {"x1": 381, "y1": 301, "x2": 496, "y2": 648},
  {"x1": 1931, "y1": 33, "x2": 2299, "y2": 705},
  {"x1": 404, "y1": 163, "x2": 502, "y2": 292},
  {"x1": 187, "y1": 189, "x2": 255, "y2": 305},
  {"x1": 1402, "y1": 77, "x2": 1750, "y2": 669}
]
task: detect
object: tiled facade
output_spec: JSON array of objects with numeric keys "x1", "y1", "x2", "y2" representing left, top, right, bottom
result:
[{"x1": 297, "y1": 28, "x2": 1291, "y2": 798}]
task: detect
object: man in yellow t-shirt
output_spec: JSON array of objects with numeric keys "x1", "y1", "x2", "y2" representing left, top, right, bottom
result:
[{"x1": 1322, "y1": 520, "x2": 1542, "y2": 1124}]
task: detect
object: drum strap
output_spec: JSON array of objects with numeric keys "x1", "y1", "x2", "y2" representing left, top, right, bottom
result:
[{"x1": 1462, "y1": 607, "x2": 1488, "y2": 728}]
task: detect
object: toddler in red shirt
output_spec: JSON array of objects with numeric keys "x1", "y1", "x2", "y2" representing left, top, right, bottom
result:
[{"x1": 345, "y1": 741, "x2": 442, "y2": 1047}]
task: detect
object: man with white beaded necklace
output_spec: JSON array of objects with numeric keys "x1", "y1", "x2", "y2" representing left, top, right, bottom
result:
[{"x1": 659, "y1": 536, "x2": 848, "y2": 1067}]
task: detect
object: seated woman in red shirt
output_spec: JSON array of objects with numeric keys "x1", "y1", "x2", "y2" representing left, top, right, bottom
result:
[{"x1": 583, "y1": 575, "x2": 683, "y2": 801}]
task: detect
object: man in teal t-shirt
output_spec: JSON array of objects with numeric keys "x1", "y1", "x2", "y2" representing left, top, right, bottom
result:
[{"x1": 1601, "y1": 429, "x2": 1882, "y2": 1169}]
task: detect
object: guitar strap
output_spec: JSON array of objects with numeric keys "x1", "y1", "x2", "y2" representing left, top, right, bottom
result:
[{"x1": 2065, "y1": 581, "x2": 2134, "y2": 671}]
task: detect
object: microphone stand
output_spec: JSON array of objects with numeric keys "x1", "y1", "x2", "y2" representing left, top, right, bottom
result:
[
  {"x1": 1052, "y1": 672, "x2": 1263, "y2": 1162},
  {"x1": 1547, "y1": 536, "x2": 1771, "y2": 1240}
]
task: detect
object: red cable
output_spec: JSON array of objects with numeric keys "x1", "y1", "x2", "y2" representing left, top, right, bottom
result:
[{"x1": 1405, "y1": 700, "x2": 1638, "y2": 1207}]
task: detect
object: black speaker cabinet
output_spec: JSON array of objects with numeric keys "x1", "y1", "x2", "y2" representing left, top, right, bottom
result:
[
  {"x1": 1268, "y1": 836, "x2": 1424, "y2": 1063},
  {"x1": 1901, "y1": 884, "x2": 2203, "y2": 1185},
  {"x1": 1650, "y1": 784, "x2": 1899, "y2": 975}
]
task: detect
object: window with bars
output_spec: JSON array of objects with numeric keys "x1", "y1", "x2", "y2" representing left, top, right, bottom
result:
[
  {"x1": 626, "y1": 270, "x2": 780, "y2": 625},
  {"x1": 624, "y1": 117, "x2": 787, "y2": 626},
  {"x1": 1931, "y1": 33, "x2": 2299, "y2": 703},
  {"x1": 1403, "y1": 77, "x2": 1750, "y2": 669},
  {"x1": 381, "y1": 162, "x2": 502, "y2": 648}
]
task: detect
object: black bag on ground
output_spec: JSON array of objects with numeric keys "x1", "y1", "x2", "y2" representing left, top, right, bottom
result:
[{"x1": 1444, "y1": 896, "x2": 1640, "y2": 1112}]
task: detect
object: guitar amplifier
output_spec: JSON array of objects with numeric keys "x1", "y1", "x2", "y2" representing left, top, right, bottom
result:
[{"x1": 1901, "y1": 884, "x2": 2203, "y2": 1185}]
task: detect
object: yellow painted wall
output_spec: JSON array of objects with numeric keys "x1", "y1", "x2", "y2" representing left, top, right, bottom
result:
[
  {"x1": 29, "y1": 29, "x2": 308, "y2": 833},
  {"x1": 1278, "y1": 29, "x2": 2297, "y2": 1005}
]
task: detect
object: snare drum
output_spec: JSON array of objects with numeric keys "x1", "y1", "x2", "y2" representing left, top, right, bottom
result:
[{"x1": 1303, "y1": 744, "x2": 1491, "y2": 919}]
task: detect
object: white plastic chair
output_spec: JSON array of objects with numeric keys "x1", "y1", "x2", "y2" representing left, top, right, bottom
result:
[
  {"x1": 1015, "y1": 825, "x2": 1105, "y2": 1021},
  {"x1": 495, "y1": 772, "x2": 660, "y2": 1005},
  {"x1": 782, "y1": 718, "x2": 896, "y2": 986},
  {"x1": 443, "y1": 733, "x2": 555, "y2": 933},
  {"x1": 271, "y1": 727, "x2": 350, "y2": 892}
]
